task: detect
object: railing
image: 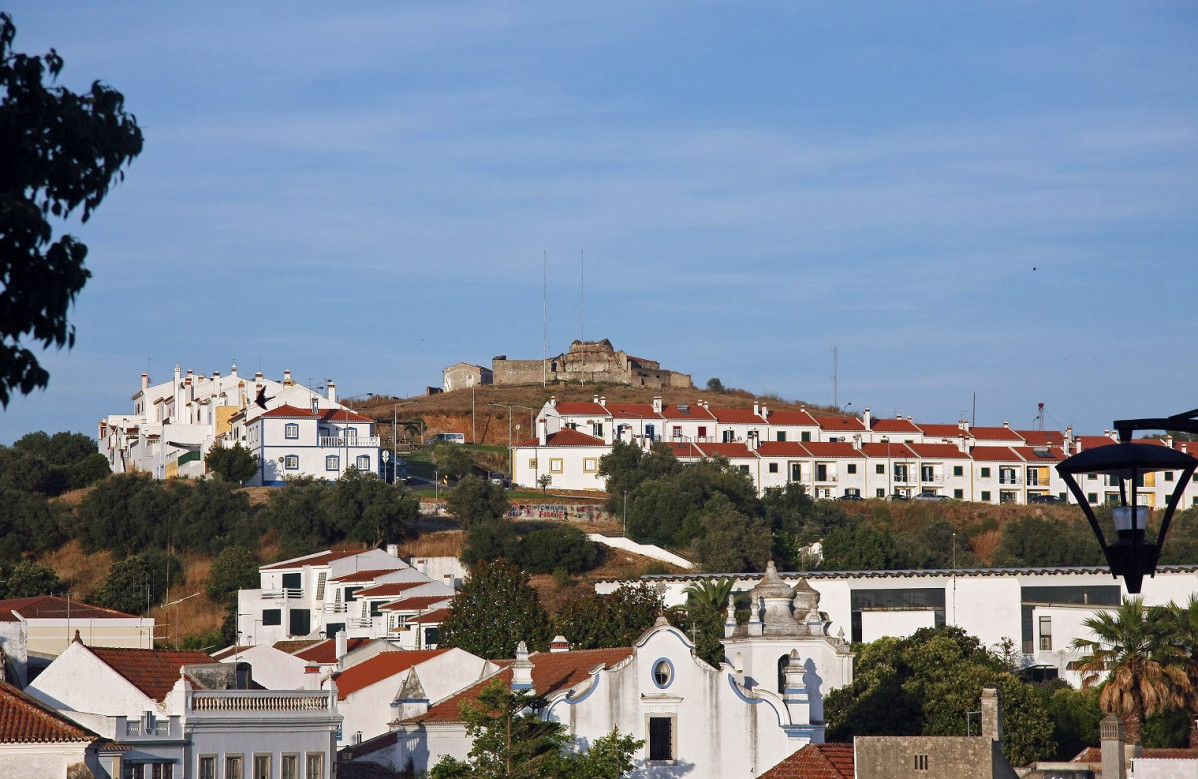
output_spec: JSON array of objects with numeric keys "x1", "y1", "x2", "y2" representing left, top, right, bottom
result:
[
  {"x1": 126, "y1": 720, "x2": 173, "y2": 737},
  {"x1": 324, "y1": 603, "x2": 348, "y2": 614},
  {"x1": 999, "y1": 476, "x2": 1023, "y2": 485},
  {"x1": 319, "y1": 436, "x2": 381, "y2": 448},
  {"x1": 347, "y1": 616, "x2": 372, "y2": 628},
  {"x1": 261, "y1": 588, "x2": 303, "y2": 599},
  {"x1": 189, "y1": 690, "x2": 334, "y2": 713}
]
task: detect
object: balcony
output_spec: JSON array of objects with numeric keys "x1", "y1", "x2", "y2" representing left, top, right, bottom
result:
[
  {"x1": 261, "y1": 588, "x2": 303, "y2": 599},
  {"x1": 124, "y1": 717, "x2": 179, "y2": 738},
  {"x1": 319, "y1": 436, "x2": 381, "y2": 448},
  {"x1": 188, "y1": 690, "x2": 336, "y2": 713},
  {"x1": 999, "y1": 476, "x2": 1023, "y2": 486}
]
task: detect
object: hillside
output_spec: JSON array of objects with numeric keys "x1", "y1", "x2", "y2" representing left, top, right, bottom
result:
[{"x1": 352, "y1": 383, "x2": 843, "y2": 447}]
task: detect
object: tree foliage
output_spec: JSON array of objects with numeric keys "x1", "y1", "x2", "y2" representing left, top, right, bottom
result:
[
  {"x1": 0, "y1": 13, "x2": 143, "y2": 404},
  {"x1": 826, "y1": 626, "x2": 1056, "y2": 766},
  {"x1": 205, "y1": 545, "x2": 259, "y2": 605},
  {"x1": 518, "y1": 525, "x2": 597, "y2": 575},
  {"x1": 91, "y1": 552, "x2": 181, "y2": 615},
  {"x1": 992, "y1": 515, "x2": 1104, "y2": 568},
  {"x1": 431, "y1": 443, "x2": 474, "y2": 481},
  {"x1": 205, "y1": 443, "x2": 258, "y2": 485},
  {"x1": 429, "y1": 678, "x2": 641, "y2": 779},
  {"x1": 554, "y1": 582, "x2": 669, "y2": 650},
  {"x1": 447, "y1": 475, "x2": 510, "y2": 528},
  {"x1": 440, "y1": 560, "x2": 552, "y2": 660},
  {"x1": 2, "y1": 559, "x2": 65, "y2": 597}
]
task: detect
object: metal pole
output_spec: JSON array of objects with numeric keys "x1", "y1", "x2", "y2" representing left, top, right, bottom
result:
[{"x1": 623, "y1": 490, "x2": 628, "y2": 537}]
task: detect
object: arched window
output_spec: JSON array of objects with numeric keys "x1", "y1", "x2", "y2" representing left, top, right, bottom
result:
[{"x1": 778, "y1": 654, "x2": 791, "y2": 693}]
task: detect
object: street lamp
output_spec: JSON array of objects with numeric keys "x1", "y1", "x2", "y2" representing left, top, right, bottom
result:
[{"x1": 1056, "y1": 408, "x2": 1198, "y2": 594}]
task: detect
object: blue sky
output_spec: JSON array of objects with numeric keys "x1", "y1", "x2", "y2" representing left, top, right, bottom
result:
[{"x1": 3, "y1": 2, "x2": 1196, "y2": 444}]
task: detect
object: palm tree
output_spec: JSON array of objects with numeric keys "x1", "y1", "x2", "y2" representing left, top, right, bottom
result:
[
  {"x1": 1165, "y1": 594, "x2": 1198, "y2": 707},
  {"x1": 1071, "y1": 597, "x2": 1192, "y2": 745},
  {"x1": 683, "y1": 578, "x2": 735, "y2": 613}
]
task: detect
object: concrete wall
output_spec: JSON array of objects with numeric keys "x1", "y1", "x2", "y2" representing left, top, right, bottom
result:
[{"x1": 855, "y1": 736, "x2": 1016, "y2": 779}]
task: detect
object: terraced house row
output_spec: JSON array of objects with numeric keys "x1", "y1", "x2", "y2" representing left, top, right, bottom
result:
[{"x1": 510, "y1": 395, "x2": 1198, "y2": 507}]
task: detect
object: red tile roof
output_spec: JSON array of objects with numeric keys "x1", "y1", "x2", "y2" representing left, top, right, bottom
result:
[
  {"x1": 1017, "y1": 430, "x2": 1065, "y2": 447},
  {"x1": 969, "y1": 425, "x2": 1023, "y2": 442},
  {"x1": 1014, "y1": 446, "x2": 1064, "y2": 462},
  {"x1": 259, "y1": 404, "x2": 320, "y2": 419},
  {"x1": 906, "y1": 443, "x2": 968, "y2": 459},
  {"x1": 660, "y1": 404, "x2": 716, "y2": 420},
  {"x1": 815, "y1": 416, "x2": 866, "y2": 432},
  {"x1": 354, "y1": 581, "x2": 428, "y2": 598},
  {"x1": 755, "y1": 441, "x2": 810, "y2": 457},
  {"x1": 88, "y1": 646, "x2": 219, "y2": 702},
  {"x1": 859, "y1": 442, "x2": 916, "y2": 459},
  {"x1": 0, "y1": 682, "x2": 98, "y2": 744},
  {"x1": 967, "y1": 446, "x2": 1021, "y2": 462},
  {"x1": 1076, "y1": 435, "x2": 1119, "y2": 451},
  {"x1": 262, "y1": 549, "x2": 361, "y2": 570},
  {"x1": 665, "y1": 442, "x2": 705, "y2": 458},
  {"x1": 543, "y1": 429, "x2": 605, "y2": 447},
  {"x1": 320, "y1": 408, "x2": 373, "y2": 423},
  {"x1": 760, "y1": 743, "x2": 855, "y2": 779},
  {"x1": 607, "y1": 404, "x2": 660, "y2": 419},
  {"x1": 870, "y1": 418, "x2": 921, "y2": 434},
  {"x1": 917, "y1": 423, "x2": 970, "y2": 438},
  {"x1": 408, "y1": 607, "x2": 450, "y2": 623},
  {"x1": 331, "y1": 569, "x2": 401, "y2": 583},
  {"x1": 380, "y1": 595, "x2": 453, "y2": 612},
  {"x1": 331, "y1": 649, "x2": 449, "y2": 699},
  {"x1": 696, "y1": 443, "x2": 756, "y2": 459},
  {"x1": 408, "y1": 648, "x2": 633, "y2": 724},
  {"x1": 801, "y1": 442, "x2": 860, "y2": 458},
  {"x1": 1073, "y1": 746, "x2": 1198, "y2": 762},
  {"x1": 766, "y1": 410, "x2": 820, "y2": 427},
  {"x1": 293, "y1": 638, "x2": 372, "y2": 664},
  {"x1": 711, "y1": 408, "x2": 767, "y2": 424},
  {"x1": 0, "y1": 596, "x2": 137, "y2": 622}
]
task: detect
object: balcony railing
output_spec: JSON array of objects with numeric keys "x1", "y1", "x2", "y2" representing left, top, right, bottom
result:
[
  {"x1": 324, "y1": 602, "x2": 348, "y2": 614},
  {"x1": 261, "y1": 588, "x2": 303, "y2": 599},
  {"x1": 125, "y1": 720, "x2": 174, "y2": 737},
  {"x1": 319, "y1": 436, "x2": 381, "y2": 448},
  {"x1": 999, "y1": 476, "x2": 1023, "y2": 485},
  {"x1": 189, "y1": 690, "x2": 336, "y2": 713}
]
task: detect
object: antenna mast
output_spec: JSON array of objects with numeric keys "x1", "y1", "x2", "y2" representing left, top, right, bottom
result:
[
  {"x1": 580, "y1": 249, "x2": 585, "y2": 342},
  {"x1": 833, "y1": 345, "x2": 838, "y2": 409},
  {"x1": 543, "y1": 251, "x2": 548, "y2": 387}
]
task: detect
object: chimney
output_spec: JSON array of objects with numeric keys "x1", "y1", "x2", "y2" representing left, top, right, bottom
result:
[
  {"x1": 549, "y1": 635, "x2": 570, "y2": 653},
  {"x1": 231, "y1": 363, "x2": 238, "y2": 377},
  {"x1": 283, "y1": 370, "x2": 292, "y2": 385},
  {"x1": 1002, "y1": 421, "x2": 1010, "y2": 429},
  {"x1": 335, "y1": 629, "x2": 348, "y2": 663},
  {"x1": 549, "y1": 395, "x2": 557, "y2": 409},
  {"x1": 538, "y1": 417, "x2": 548, "y2": 446},
  {"x1": 593, "y1": 394, "x2": 599, "y2": 405},
  {"x1": 652, "y1": 396, "x2": 663, "y2": 414},
  {"x1": 761, "y1": 404, "x2": 769, "y2": 419},
  {"x1": 386, "y1": 543, "x2": 399, "y2": 558},
  {"x1": 599, "y1": 396, "x2": 606, "y2": 407},
  {"x1": 1100, "y1": 714, "x2": 1126, "y2": 779},
  {"x1": 511, "y1": 641, "x2": 534, "y2": 692},
  {"x1": 141, "y1": 373, "x2": 149, "y2": 391},
  {"x1": 863, "y1": 408, "x2": 871, "y2": 430},
  {"x1": 326, "y1": 381, "x2": 336, "y2": 404},
  {"x1": 753, "y1": 401, "x2": 760, "y2": 417},
  {"x1": 980, "y1": 687, "x2": 1002, "y2": 742},
  {"x1": 303, "y1": 662, "x2": 322, "y2": 690}
]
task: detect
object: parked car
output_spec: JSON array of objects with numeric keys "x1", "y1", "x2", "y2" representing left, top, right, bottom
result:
[
  {"x1": 835, "y1": 494, "x2": 865, "y2": 501},
  {"x1": 914, "y1": 491, "x2": 950, "y2": 501},
  {"x1": 888, "y1": 493, "x2": 909, "y2": 501},
  {"x1": 489, "y1": 473, "x2": 511, "y2": 488},
  {"x1": 1029, "y1": 494, "x2": 1062, "y2": 504},
  {"x1": 426, "y1": 433, "x2": 465, "y2": 445}
]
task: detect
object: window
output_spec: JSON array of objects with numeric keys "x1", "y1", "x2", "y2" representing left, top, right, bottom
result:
[
  {"x1": 124, "y1": 765, "x2": 144, "y2": 779},
  {"x1": 672, "y1": 426, "x2": 682, "y2": 440},
  {"x1": 1165, "y1": 471, "x2": 1175, "y2": 482},
  {"x1": 281, "y1": 755, "x2": 298, "y2": 779},
  {"x1": 801, "y1": 431, "x2": 811, "y2": 442},
  {"x1": 325, "y1": 455, "x2": 339, "y2": 471},
  {"x1": 953, "y1": 465, "x2": 964, "y2": 477},
  {"x1": 697, "y1": 426, "x2": 707, "y2": 440},
  {"x1": 315, "y1": 572, "x2": 327, "y2": 601},
  {"x1": 226, "y1": 755, "x2": 244, "y2": 779},
  {"x1": 921, "y1": 465, "x2": 934, "y2": 482},
  {"x1": 768, "y1": 462, "x2": 778, "y2": 473},
  {"x1": 153, "y1": 765, "x2": 173, "y2": 779},
  {"x1": 790, "y1": 463, "x2": 802, "y2": 482},
  {"x1": 739, "y1": 465, "x2": 750, "y2": 474},
  {"x1": 914, "y1": 754, "x2": 929, "y2": 770},
  {"x1": 345, "y1": 587, "x2": 361, "y2": 602},
  {"x1": 876, "y1": 488, "x2": 885, "y2": 498},
  {"x1": 1039, "y1": 616, "x2": 1053, "y2": 651},
  {"x1": 288, "y1": 609, "x2": 310, "y2": 637},
  {"x1": 285, "y1": 423, "x2": 299, "y2": 439},
  {"x1": 876, "y1": 464, "x2": 885, "y2": 474},
  {"x1": 306, "y1": 753, "x2": 324, "y2": 779},
  {"x1": 592, "y1": 423, "x2": 603, "y2": 437},
  {"x1": 583, "y1": 458, "x2": 597, "y2": 473},
  {"x1": 262, "y1": 609, "x2": 281, "y2": 626},
  {"x1": 528, "y1": 458, "x2": 537, "y2": 469},
  {"x1": 549, "y1": 458, "x2": 563, "y2": 473},
  {"x1": 253, "y1": 755, "x2": 270, "y2": 779},
  {"x1": 356, "y1": 455, "x2": 370, "y2": 470},
  {"x1": 777, "y1": 431, "x2": 786, "y2": 442},
  {"x1": 894, "y1": 465, "x2": 908, "y2": 482},
  {"x1": 816, "y1": 463, "x2": 828, "y2": 481},
  {"x1": 652, "y1": 658, "x2": 673, "y2": 688},
  {"x1": 648, "y1": 716, "x2": 675, "y2": 762},
  {"x1": 722, "y1": 430, "x2": 734, "y2": 443},
  {"x1": 199, "y1": 757, "x2": 216, "y2": 779},
  {"x1": 953, "y1": 489, "x2": 964, "y2": 499},
  {"x1": 425, "y1": 626, "x2": 440, "y2": 646},
  {"x1": 1088, "y1": 492, "x2": 1098, "y2": 503},
  {"x1": 980, "y1": 467, "x2": 991, "y2": 478},
  {"x1": 981, "y1": 491, "x2": 991, "y2": 502},
  {"x1": 284, "y1": 454, "x2": 298, "y2": 470},
  {"x1": 847, "y1": 464, "x2": 857, "y2": 474},
  {"x1": 282, "y1": 572, "x2": 301, "y2": 592}
]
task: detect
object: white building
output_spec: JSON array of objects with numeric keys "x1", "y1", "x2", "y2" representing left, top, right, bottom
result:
[
  {"x1": 347, "y1": 564, "x2": 854, "y2": 777},
  {"x1": 600, "y1": 563, "x2": 1198, "y2": 688},
  {"x1": 26, "y1": 640, "x2": 341, "y2": 779},
  {"x1": 507, "y1": 397, "x2": 1198, "y2": 507},
  {"x1": 98, "y1": 364, "x2": 382, "y2": 485},
  {"x1": 236, "y1": 548, "x2": 456, "y2": 648},
  {"x1": 0, "y1": 681, "x2": 122, "y2": 779}
]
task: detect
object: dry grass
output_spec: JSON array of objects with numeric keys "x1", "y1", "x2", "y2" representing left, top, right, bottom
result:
[
  {"x1": 394, "y1": 531, "x2": 465, "y2": 558},
  {"x1": 971, "y1": 530, "x2": 1002, "y2": 564},
  {"x1": 43, "y1": 540, "x2": 114, "y2": 598},
  {"x1": 150, "y1": 554, "x2": 225, "y2": 649}
]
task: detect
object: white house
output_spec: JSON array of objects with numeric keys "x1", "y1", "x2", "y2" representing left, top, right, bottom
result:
[
  {"x1": 0, "y1": 681, "x2": 121, "y2": 779},
  {"x1": 27, "y1": 640, "x2": 341, "y2": 779},
  {"x1": 99, "y1": 363, "x2": 382, "y2": 485}
]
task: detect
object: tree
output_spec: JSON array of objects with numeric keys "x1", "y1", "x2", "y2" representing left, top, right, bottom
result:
[
  {"x1": 518, "y1": 525, "x2": 597, "y2": 575},
  {"x1": 429, "y1": 678, "x2": 641, "y2": 779},
  {"x1": 683, "y1": 578, "x2": 734, "y2": 613},
  {"x1": 440, "y1": 560, "x2": 552, "y2": 659},
  {"x1": 0, "y1": 13, "x2": 143, "y2": 405},
  {"x1": 705, "y1": 377, "x2": 725, "y2": 394},
  {"x1": 92, "y1": 555, "x2": 156, "y2": 615},
  {"x1": 992, "y1": 515, "x2": 1103, "y2": 568},
  {"x1": 431, "y1": 444, "x2": 474, "y2": 481},
  {"x1": 820, "y1": 520, "x2": 906, "y2": 570},
  {"x1": 554, "y1": 582, "x2": 669, "y2": 650},
  {"x1": 205, "y1": 443, "x2": 258, "y2": 485},
  {"x1": 1071, "y1": 597, "x2": 1192, "y2": 745},
  {"x1": 205, "y1": 545, "x2": 259, "y2": 605},
  {"x1": 447, "y1": 474, "x2": 510, "y2": 528},
  {"x1": 3, "y1": 559, "x2": 64, "y2": 597},
  {"x1": 689, "y1": 494, "x2": 772, "y2": 573},
  {"x1": 537, "y1": 474, "x2": 552, "y2": 493},
  {"x1": 461, "y1": 518, "x2": 520, "y2": 566}
]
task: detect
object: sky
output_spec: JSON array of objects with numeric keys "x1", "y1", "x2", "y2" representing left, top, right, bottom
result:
[{"x1": 3, "y1": 2, "x2": 1197, "y2": 444}]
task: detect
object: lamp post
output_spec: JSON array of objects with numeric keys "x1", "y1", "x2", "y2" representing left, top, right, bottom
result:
[{"x1": 1056, "y1": 408, "x2": 1198, "y2": 593}]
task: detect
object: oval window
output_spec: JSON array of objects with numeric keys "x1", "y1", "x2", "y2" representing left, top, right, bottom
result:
[{"x1": 653, "y1": 659, "x2": 673, "y2": 688}]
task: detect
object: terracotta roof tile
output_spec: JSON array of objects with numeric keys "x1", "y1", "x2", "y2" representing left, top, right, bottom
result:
[
  {"x1": 380, "y1": 595, "x2": 453, "y2": 612},
  {"x1": 766, "y1": 410, "x2": 820, "y2": 427},
  {"x1": 319, "y1": 408, "x2": 374, "y2": 423},
  {"x1": 969, "y1": 425, "x2": 1023, "y2": 441},
  {"x1": 859, "y1": 442, "x2": 916, "y2": 459},
  {"x1": 968, "y1": 446, "x2": 1022, "y2": 462},
  {"x1": 331, "y1": 569, "x2": 400, "y2": 583},
  {"x1": 540, "y1": 429, "x2": 604, "y2": 447},
  {"x1": 1014, "y1": 446, "x2": 1064, "y2": 462},
  {"x1": 665, "y1": 442, "x2": 705, "y2": 458},
  {"x1": 0, "y1": 682, "x2": 98, "y2": 744},
  {"x1": 294, "y1": 637, "x2": 372, "y2": 664},
  {"x1": 553, "y1": 402, "x2": 609, "y2": 416},
  {"x1": 273, "y1": 639, "x2": 323, "y2": 654},
  {"x1": 711, "y1": 408, "x2": 767, "y2": 424},
  {"x1": 88, "y1": 646, "x2": 219, "y2": 702},
  {"x1": 407, "y1": 647, "x2": 633, "y2": 724},
  {"x1": 760, "y1": 743, "x2": 855, "y2": 779},
  {"x1": 332, "y1": 649, "x2": 449, "y2": 699},
  {"x1": 870, "y1": 418, "x2": 921, "y2": 433},
  {"x1": 917, "y1": 423, "x2": 970, "y2": 438},
  {"x1": 905, "y1": 443, "x2": 969, "y2": 459},
  {"x1": 800, "y1": 442, "x2": 860, "y2": 458},
  {"x1": 695, "y1": 443, "x2": 757, "y2": 459},
  {"x1": 0, "y1": 596, "x2": 137, "y2": 621},
  {"x1": 815, "y1": 416, "x2": 866, "y2": 432},
  {"x1": 755, "y1": 441, "x2": 811, "y2": 457},
  {"x1": 660, "y1": 404, "x2": 716, "y2": 420},
  {"x1": 262, "y1": 549, "x2": 361, "y2": 570},
  {"x1": 1017, "y1": 430, "x2": 1065, "y2": 447},
  {"x1": 607, "y1": 404, "x2": 660, "y2": 419},
  {"x1": 354, "y1": 581, "x2": 428, "y2": 598},
  {"x1": 259, "y1": 404, "x2": 320, "y2": 419}
]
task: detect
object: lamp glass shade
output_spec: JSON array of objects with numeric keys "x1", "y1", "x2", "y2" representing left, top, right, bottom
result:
[{"x1": 1111, "y1": 505, "x2": 1148, "y2": 534}]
